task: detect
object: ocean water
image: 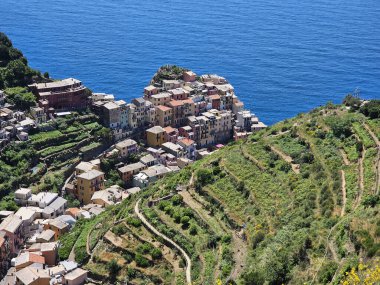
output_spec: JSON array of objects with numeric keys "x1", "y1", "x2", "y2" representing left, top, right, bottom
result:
[{"x1": 1, "y1": 0, "x2": 379, "y2": 125}]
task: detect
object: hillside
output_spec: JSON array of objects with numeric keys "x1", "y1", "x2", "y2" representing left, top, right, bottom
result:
[
  {"x1": 0, "y1": 32, "x2": 47, "y2": 89},
  {"x1": 0, "y1": 113, "x2": 112, "y2": 211},
  {"x1": 72, "y1": 103, "x2": 380, "y2": 284}
]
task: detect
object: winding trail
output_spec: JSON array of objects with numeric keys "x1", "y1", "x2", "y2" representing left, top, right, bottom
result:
[
  {"x1": 340, "y1": 170, "x2": 347, "y2": 217},
  {"x1": 339, "y1": 149, "x2": 351, "y2": 166},
  {"x1": 180, "y1": 189, "x2": 248, "y2": 281},
  {"x1": 364, "y1": 123, "x2": 380, "y2": 194},
  {"x1": 135, "y1": 199, "x2": 192, "y2": 285},
  {"x1": 270, "y1": 145, "x2": 300, "y2": 174},
  {"x1": 354, "y1": 146, "x2": 366, "y2": 209}
]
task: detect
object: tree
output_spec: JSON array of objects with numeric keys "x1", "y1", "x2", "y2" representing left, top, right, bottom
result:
[
  {"x1": 134, "y1": 254, "x2": 150, "y2": 268},
  {"x1": 360, "y1": 100, "x2": 380, "y2": 119},
  {"x1": 4, "y1": 87, "x2": 37, "y2": 110},
  {"x1": 171, "y1": 194, "x2": 183, "y2": 206},
  {"x1": 107, "y1": 259, "x2": 121, "y2": 276},
  {"x1": 329, "y1": 117, "x2": 352, "y2": 138},
  {"x1": 189, "y1": 224, "x2": 198, "y2": 235},
  {"x1": 180, "y1": 216, "x2": 190, "y2": 228},
  {"x1": 343, "y1": 94, "x2": 361, "y2": 110},
  {"x1": 150, "y1": 248, "x2": 162, "y2": 260}
]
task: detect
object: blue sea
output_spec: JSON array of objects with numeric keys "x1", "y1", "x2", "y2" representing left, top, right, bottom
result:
[{"x1": 1, "y1": 0, "x2": 379, "y2": 125}]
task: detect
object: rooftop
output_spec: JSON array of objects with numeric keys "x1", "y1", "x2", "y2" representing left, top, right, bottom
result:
[
  {"x1": 156, "y1": 105, "x2": 172, "y2": 112},
  {"x1": 146, "y1": 125, "x2": 165, "y2": 134},
  {"x1": 77, "y1": 169, "x2": 104, "y2": 180},
  {"x1": 144, "y1": 85, "x2": 156, "y2": 91},
  {"x1": 15, "y1": 267, "x2": 50, "y2": 285},
  {"x1": 15, "y1": 188, "x2": 32, "y2": 196},
  {"x1": 15, "y1": 207, "x2": 37, "y2": 221},
  {"x1": 116, "y1": 139, "x2": 137, "y2": 149},
  {"x1": 46, "y1": 196, "x2": 67, "y2": 211},
  {"x1": 151, "y1": 92, "x2": 171, "y2": 99},
  {"x1": 29, "y1": 78, "x2": 81, "y2": 90},
  {"x1": 162, "y1": 142, "x2": 183, "y2": 152},
  {"x1": 163, "y1": 126, "x2": 177, "y2": 134},
  {"x1": 118, "y1": 162, "x2": 145, "y2": 173},
  {"x1": 140, "y1": 154, "x2": 156, "y2": 165},
  {"x1": 36, "y1": 230, "x2": 55, "y2": 242},
  {"x1": 15, "y1": 252, "x2": 45, "y2": 267},
  {"x1": 0, "y1": 214, "x2": 23, "y2": 233},
  {"x1": 64, "y1": 267, "x2": 88, "y2": 281},
  {"x1": 103, "y1": 101, "x2": 120, "y2": 110},
  {"x1": 168, "y1": 100, "x2": 184, "y2": 107},
  {"x1": 76, "y1": 161, "x2": 96, "y2": 173},
  {"x1": 179, "y1": 138, "x2": 195, "y2": 146}
]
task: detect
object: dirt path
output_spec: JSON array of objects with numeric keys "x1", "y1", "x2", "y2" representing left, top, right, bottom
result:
[
  {"x1": 135, "y1": 199, "x2": 192, "y2": 285},
  {"x1": 68, "y1": 245, "x2": 76, "y2": 261},
  {"x1": 364, "y1": 123, "x2": 380, "y2": 194},
  {"x1": 180, "y1": 189, "x2": 247, "y2": 282},
  {"x1": 339, "y1": 149, "x2": 351, "y2": 166},
  {"x1": 340, "y1": 170, "x2": 346, "y2": 217},
  {"x1": 270, "y1": 145, "x2": 300, "y2": 174},
  {"x1": 267, "y1": 129, "x2": 290, "y2": 138},
  {"x1": 328, "y1": 239, "x2": 339, "y2": 263},
  {"x1": 354, "y1": 146, "x2": 366, "y2": 209},
  {"x1": 229, "y1": 233, "x2": 248, "y2": 281}
]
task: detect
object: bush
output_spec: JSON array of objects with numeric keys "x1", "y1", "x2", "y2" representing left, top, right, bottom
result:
[
  {"x1": 196, "y1": 169, "x2": 213, "y2": 185},
  {"x1": 134, "y1": 253, "x2": 150, "y2": 268},
  {"x1": 343, "y1": 94, "x2": 361, "y2": 110},
  {"x1": 180, "y1": 216, "x2": 190, "y2": 227},
  {"x1": 318, "y1": 261, "x2": 338, "y2": 284},
  {"x1": 137, "y1": 243, "x2": 154, "y2": 255},
  {"x1": 112, "y1": 224, "x2": 127, "y2": 236},
  {"x1": 252, "y1": 230, "x2": 265, "y2": 249},
  {"x1": 127, "y1": 217, "x2": 142, "y2": 227},
  {"x1": 362, "y1": 195, "x2": 379, "y2": 208},
  {"x1": 360, "y1": 100, "x2": 380, "y2": 119},
  {"x1": 189, "y1": 224, "x2": 198, "y2": 235},
  {"x1": 107, "y1": 259, "x2": 121, "y2": 276},
  {"x1": 171, "y1": 194, "x2": 183, "y2": 206},
  {"x1": 150, "y1": 248, "x2": 163, "y2": 260}
]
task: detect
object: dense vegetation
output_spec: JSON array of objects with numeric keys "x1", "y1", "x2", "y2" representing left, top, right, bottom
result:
[
  {"x1": 0, "y1": 32, "x2": 46, "y2": 90},
  {"x1": 150, "y1": 64, "x2": 189, "y2": 84}
]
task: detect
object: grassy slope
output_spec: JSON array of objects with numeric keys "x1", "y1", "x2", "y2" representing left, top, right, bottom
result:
[{"x1": 79, "y1": 105, "x2": 380, "y2": 285}]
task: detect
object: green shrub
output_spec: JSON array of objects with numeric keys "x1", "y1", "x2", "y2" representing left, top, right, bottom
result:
[
  {"x1": 134, "y1": 253, "x2": 150, "y2": 268},
  {"x1": 150, "y1": 248, "x2": 163, "y2": 260},
  {"x1": 318, "y1": 261, "x2": 338, "y2": 284}
]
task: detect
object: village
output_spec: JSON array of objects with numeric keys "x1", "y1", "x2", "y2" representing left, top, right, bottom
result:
[{"x1": 0, "y1": 68, "x2": 266, "y2": 285}]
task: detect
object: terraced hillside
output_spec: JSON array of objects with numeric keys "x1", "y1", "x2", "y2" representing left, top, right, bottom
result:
[
  {"x1": 76, "y1": 103, "x2": 380, "y2": 285},
  {"x1": 0, "y1": 112, "x2": 112, "y2": 210}
]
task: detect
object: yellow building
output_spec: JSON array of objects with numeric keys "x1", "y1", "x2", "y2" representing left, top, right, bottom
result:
[
  {"x1": 146, "y1": 126, "x2": 166, "y2": 147},
  {"x1": 76, "y1": 169, "x2": 105, "y2": 204}
]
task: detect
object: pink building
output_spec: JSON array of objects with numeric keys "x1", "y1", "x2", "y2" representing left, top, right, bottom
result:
[
  {"x1": 163, "y1": 126, "x2": 179, "y2": 143},
  {"x1": 183, "y1": 71, "x2": 196, "y2": 82}
]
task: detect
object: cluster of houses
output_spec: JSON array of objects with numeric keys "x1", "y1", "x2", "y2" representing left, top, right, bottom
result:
[
  {"x1": 65, "y1": 158, "x2": 141, "y2": 205},
  {"x1": 0, "y1": 78, "x2": 90, "y2": 149},
  {"x1": 0, "y1": 165, "x2": 141, "y2": 285},
  {"x1": 0, "y1": 91, "x2": 42, "y2": 148},
  {"x1": 0, "y1": 188, "x2": 90, "y2": 285},
  {"x1": 0, "y1": 69, "x2": 267, "y2": 284},
  {"x1": 91, "y1": 70, "x2": 266, "y2": 143}
]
